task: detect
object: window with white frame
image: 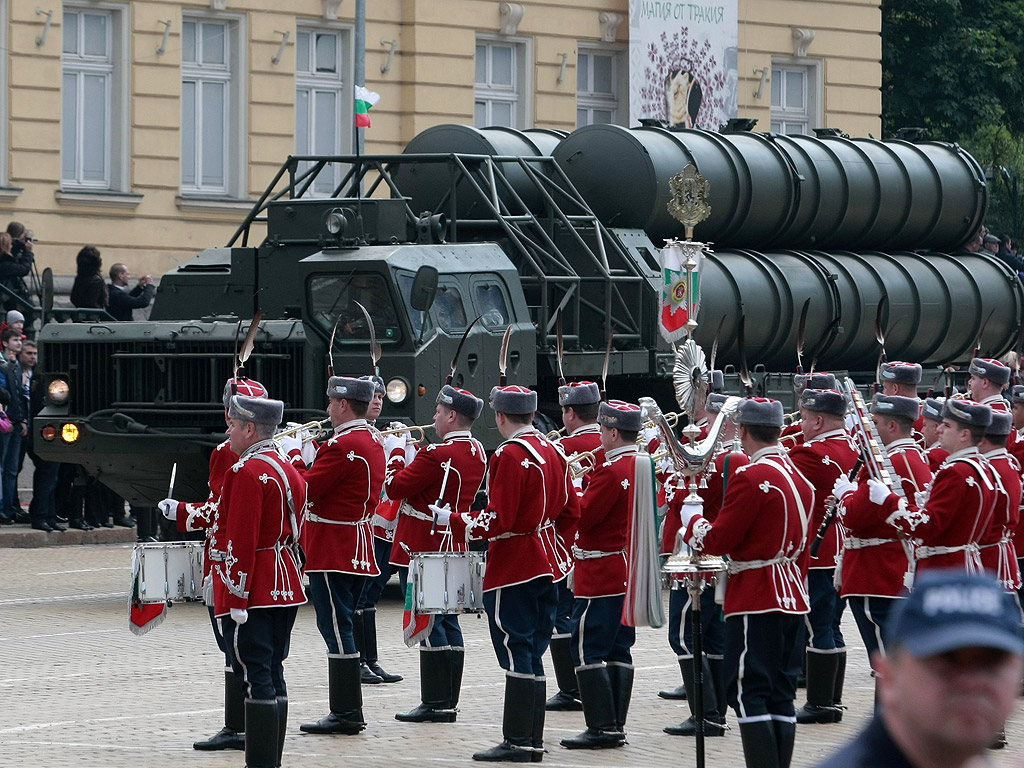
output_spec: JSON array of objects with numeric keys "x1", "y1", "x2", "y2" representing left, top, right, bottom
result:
[
  {"x1": 296, "y1": 27, "x2": 349, "y2": 196},
  {"x1": 475, "y1": 38, "x2": 531, "y2": 129},
  {"x1": 182, "y1": 17, "x2": 243, "y2": 196},
  {"x1": 770, "y1": 62, "x2": 820, "y2": 135},
  {"x1": 576, "y1": 46, "x2": 625, "y2": 127},
  {"x1": 62, "y1": 6, "x2": 126, "y2": 189}
]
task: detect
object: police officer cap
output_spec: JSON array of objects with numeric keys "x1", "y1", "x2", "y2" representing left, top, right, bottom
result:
[
  {"x1": 736, "y1": 397, "x2": 784, "y2": 427},
  {"x1": 869, "y1": 394, "x2": 920, "y2": 422},
  {"x1": 1010, "y1": 385, "x2": 1024, "y2": 404},
  {"x1": 794, "y1": 372, "x2": 837, "y2": 392},
  {"x1": 706, "y1": 393, "x2": 729, "y2": 414},
  {"x1": 489, "y1": 384, "x2": 538, "y2": 415},
  {"x1": 799, "y1": 388, "x2": 847, "y2": 418},
  {"x1": 437, "y1": 384, "x2": 484, "y2": 420},
  {"x1": 557, "y1": 381, "x2": 601, "y2": 407},
  {"x1": 327, "y1": 375, "x2": 375, "y2": 403},
  {"x1": 886, "y1": 570, "x2": 1024, "y2": 657},
  {"x1": 922, "y1": 397, "x2": 945, "y2": 422},
  {"x1": 597, "y1": 400, "x2": 643, "y2": 432},
  {"x1": 986, "y1": 410, "x2": 1013, "y2": 438},
  {"x1": 222, "y1": 377, "x2": 268, "y2": 408},
  {"x1": 969, "y1": 357, "x2": 1011, "y2": 386},
  {"x1": 942, "y1": 398, "x2": 992, "y2": 428},
  {"x1": 880, "y1": 361, "x2": 923, "y2": 386},
  {"x1": 227, "y1": 394, "x2": 284, "y2": 426}
]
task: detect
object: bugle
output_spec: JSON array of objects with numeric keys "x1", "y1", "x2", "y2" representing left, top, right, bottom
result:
[
  {"x1": 276, "y1": 418, "x2": 331, "y2": 441},
  {"x1": 642, "y1": 411, "x2": 681, "y2": 431},
  {"x1": 568, "y1": 449, "x2": 600, "y2": 479},
  {"x1": 546, "y1": 426, "x2": 567, "y2": 440},
  {"x1": 377, "y1": 423, "x2": 433, "y2": 443}
]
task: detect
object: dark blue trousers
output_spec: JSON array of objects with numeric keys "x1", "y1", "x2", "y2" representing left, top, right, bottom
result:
[
  {"x1": 426, "y1": 613, "x2": 464, "y2": 648},
  {"x1": 483, "y1": 577, "x2": 557, "y2": 676},
  {"x1": 569, "y1": 594, "x2": 635, "y2": 667},
  {"x1": 209, "y1": 605, "x2": 232, "y2": 666},
  {"x1": 357, "y1": 537, "x2": 408, "y2": 609},
  {"x1": 805, "y1": 569, "x2": 846, "y2": 650},
  {"x1": 552, "y1": 578, "x2": 575, "y2": 636},
  {"x1": 725, "y1": 612, "x2": 803, "y2": 723},
  {"x1": 222, "y1": 606, "x2": 298, "y2": 700},
  {"x1": 667, "y1": 585, "x2": 725, "y2": 657},
  {"x1": 308, "y1": 571, "x2": 366, "y2": 655},
  {"x1": 848, "y1": 595, "x2": 896, "y2": 668}
]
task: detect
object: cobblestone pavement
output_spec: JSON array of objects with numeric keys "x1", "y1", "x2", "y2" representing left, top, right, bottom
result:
[{"x1": 1, "y1": 544, "x2": 1022, "y2": 767}]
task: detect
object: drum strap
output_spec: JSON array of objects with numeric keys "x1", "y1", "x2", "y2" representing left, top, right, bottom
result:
[
  {"x1": 844, "y1": 536, "x2": 899, "y2": 550},
  {"x1": 571, "y1": 544, "x2": 625, "y2": 560}
]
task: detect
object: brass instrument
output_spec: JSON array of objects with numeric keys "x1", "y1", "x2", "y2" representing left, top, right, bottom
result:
[
  {"x1": 642, "y1": 411, "x2": 681, "y2": 431},
  {"x1": 546, "y1": 426, "x2": 567, "y2": 440},
  {"x1": 782, "y1": 410, "x2": 801, "y2": 426},
  {"x1": 276, "y1": 418, "x2": 331, "y2": 441},
  {"x1": 377, "y1": 423, "x2": 433, "y2": 442},
  {"x1": 568, "y1": 449, "x2": 600, "y2": 479}
]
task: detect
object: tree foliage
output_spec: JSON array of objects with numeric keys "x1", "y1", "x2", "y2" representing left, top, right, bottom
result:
[{"x1": 882, "y1": 0, "x2": 1024, "y2": 142}]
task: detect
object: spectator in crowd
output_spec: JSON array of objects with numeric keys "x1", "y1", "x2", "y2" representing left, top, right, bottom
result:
[
  {"x1": 70, "y1": 245, "x2": 107, "y2": 310},
  {"x1": 0, "y1": 328, "x2": 25, "y2": 524},
  {"x1": 816, "y1": 570, "x2": 1024, "y2": 768},
  {"x1": 953, "y1": 229, "x2": 984, "y2": 256},
  {"x1": 1, "y1": 310, "x2": 26, "y2": 339},
  {"x1": 20, "y1": 340, "x2": 61, "y2": 532},
  {"x1": 993, "y1": 235, "x2": 1024, "y2": 278},
  {"x1": 0, "y1": 223, "x2": 34, "y2": 314},
  {"x1": 982, "y1": 234, "x2": 1001, "y2": 256},
  {"x1": 107, "y1": 263, "x2": 155, "y2": 321}
]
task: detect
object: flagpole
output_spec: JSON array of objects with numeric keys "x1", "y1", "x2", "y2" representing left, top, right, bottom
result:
[{"x1": 354, "y1": 0, "x2": 365, "y2": 196}]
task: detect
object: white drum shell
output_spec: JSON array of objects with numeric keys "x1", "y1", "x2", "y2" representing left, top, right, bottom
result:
[
  {"x1": 411, "y1": 552, "x2": 486, "y2": 614},
  {"x1": 134, "y1": 542, "x2": 204, "y2": 604}
]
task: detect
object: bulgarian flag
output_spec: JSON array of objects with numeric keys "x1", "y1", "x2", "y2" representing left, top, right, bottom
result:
[{"x1": 355, "y1": 85, "x2": 380, "y2": 128}]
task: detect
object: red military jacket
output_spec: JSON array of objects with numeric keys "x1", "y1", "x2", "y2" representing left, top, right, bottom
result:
[
  {"x1": 838, "y1": 438, "x2": 931, "y2": 599},
  {"x1": 387, "y1": 429, "x2": 487, "y2": 567},
  {"x1": 788, "y1": 429, "x2": 859, "y2": 570},
  {"x1": 574, "y1": 445, "x2": 635, "y2": 598},
  {"x1": 662, "y1": 444, "x2": 748, "y2": 554},
  {"x1": 298, "y1": 419, "x2": 385, "y2": 576},
  {"x1": 210, "y1": 440, "x2": 307, "y2": 616},
  {"x1": 558, "y1": 423, "x2": 603, "y2": 493},
  {"x1": 779, "y1": 420, "x2": 805, "y2": 449},
  {"x1": 1008, "y1": 429, "x2": 1024, "y2": 468},
  {"x1": 979, "y1": 448, "x2": 1023, "y2": 591},
  {"x1": 175, "y1": 440, "x2": 236, "y2": 578},
  {"x1": 449, "y1": 427, "x2": 579, "y2": 591},
  {"x1": 683, "y1": 445, "x2": 813, "y2": 617},
  {"x1": 926, "y1": 442, "x2": 950, "y2": 473},
  {"x1": 883, "y1": 447, "x2": 998, "y2": 573}
]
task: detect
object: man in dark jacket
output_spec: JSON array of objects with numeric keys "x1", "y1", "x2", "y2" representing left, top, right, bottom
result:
[{"x1": 107, "y1": 263, "x2": 155, "y2": 321}]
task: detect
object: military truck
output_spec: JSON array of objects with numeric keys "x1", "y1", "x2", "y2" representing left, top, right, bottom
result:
[{"x1": 34, "y1": 123, "x2": 1023, "y2": 504}]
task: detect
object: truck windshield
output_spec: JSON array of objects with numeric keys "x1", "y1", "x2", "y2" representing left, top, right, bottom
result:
[{"x1": 308, "y1": 273, "x2": 401, "y2": 342}]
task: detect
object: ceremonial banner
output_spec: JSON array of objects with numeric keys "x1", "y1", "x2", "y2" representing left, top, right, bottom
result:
[
  {"x1": 629, "y1": 0, "x2": 739, "y2": 130},
  {"x1": 659, "y1": 240, "x2": 703, "y2": 343}
]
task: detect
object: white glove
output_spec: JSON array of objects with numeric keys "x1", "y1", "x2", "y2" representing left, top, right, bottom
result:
[
  {"x1": 640, "y1": 426, "x2": 660, "y2": 449},
  {"x1": 230, "y1": 607, "x2": 248, "y2": 625},
  {"x1": 656, "y1": 456, "x2": 674, "y2": 475},
  {"x1": 300, "y1": 438, "x2": 317, "y2": 467},
  {"x1": 845, "y1": 412, "x2": 858, "y2": 433},
  {"x1": 867, "y1": 478, "x2": 892, "y2": 505},
  {"x1": 679, "y1": 503, "x2": 703, "y2": 531},
  {"x1": 572, "y1": 475, "x2": 584, "y2": 492},
  {"x1": 832, "y1": 476, "x2": 857, "y2": 501},
  {"x1": 158, "y1": 498, "x2": 178, "y2": 520},
  {"x1": 914, "y1": 490, "x2": 928, "y2": 508},
  {"x1": 429, "y1": 502, "x2": 453, "y2": 527},
  {"x1": 383, "y1": 433, "x2": 406, "y2": 458},
  {"x1": 404, "y1": 441, "x2": 419, "y2": 465},
  {"x1": 277, "y1": 432, "x2": 301, "y2": 456}
]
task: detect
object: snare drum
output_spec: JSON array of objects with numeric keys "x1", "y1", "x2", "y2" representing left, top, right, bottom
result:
[
  {"x1": 411, "y1": 552, "x2": 486, "y2": 614},
  {"x1": 133, "y1": 542, "x2": 205, "y2": 604},
  {"x1": 664, "y1": 552, "x2": 727, "y2": 592}
]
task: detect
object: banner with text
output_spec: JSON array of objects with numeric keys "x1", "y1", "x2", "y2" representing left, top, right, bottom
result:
[{"x1": 629, "y1": 1, "x2": 739, "y2": 131}]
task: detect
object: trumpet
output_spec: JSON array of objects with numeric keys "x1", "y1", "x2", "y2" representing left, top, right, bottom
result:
[
  {"x1": 377, "y1": 423, "x2": 433, "y2": 443},
  {"x1": 568, "y1": 449, "x2": 600, "y2": 479},
  {"x1": 547, "y1": 426, "x2": 567, "y2": 440},
  {"x1": 782, "y1": 410, "x2": 801, "y2": 426},
  {"x1": 642, "y1": 412, "x2": 681, "y2": 432},
  {"x1": 276, "y1": 418, "x2": 331, "y2": 441}
]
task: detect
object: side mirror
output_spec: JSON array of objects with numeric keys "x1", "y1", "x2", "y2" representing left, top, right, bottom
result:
[{"x1": 409, "y1": 265, "x2": 438, "y2": 312}]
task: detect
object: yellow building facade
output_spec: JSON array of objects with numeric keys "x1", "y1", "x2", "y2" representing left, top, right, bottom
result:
[{"x1": 2, "y1": 0, "x2": 881, "y2": 277}]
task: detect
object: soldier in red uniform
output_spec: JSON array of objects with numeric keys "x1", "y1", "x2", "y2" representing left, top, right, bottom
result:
[
  {"x1": 390, "y1": 384, "x2": 487, "y2": 723},
  {"x1": 967, "y1": 357, "x2": 1011, "y2": 408},
  {"x1": 663, "y1": 393, "x2": 748, "y2": 738},
  {"x1": 921, "y1": 397, "x2": 950, "y2": 472},
  {"x1": 874, "y1": 399, "x2": 997, "y2": 574},
  {"x1": 832, "y1": 394, "x2": 930, "y2": 679},
  {"x1": 788, "y1": 389, "x2": 858, "y2": 725},
  {"x1": 436, "y1": 384, "x2": 579, "y2": 763},
  {"x1": 878, "y1": 361, "x2": 924, "y2": 439},
  {"x1": 1007, "y1": 385, "x2": 1024, "y2": 466},
  {"x1": 158, "y1": 376, "x2": 268, "y2": 752},
  {"x1": 545, "y1": 380, "x2": 602, "y2": 712},
  {"x1": 977, "y1": 409, "x2": 1022, "y2": 594},
  {"x1": 210, "y1": 394, "x2": 307, "y2": 768},
  {"x1": 560, "y1": 399, "x2": 650, "y2": 750},
  {"x1": 779, "y1": 372, "x2": 837, "y2": 450},
  {"x1": 678, "y1": 397, "x2": 812, "y2": 768},
  {"x1": 296, "y1": 375, "x2": 385, "y2": 736}
]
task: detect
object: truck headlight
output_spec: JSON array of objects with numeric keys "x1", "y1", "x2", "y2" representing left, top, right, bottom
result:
[
  {"x1": 386, "y1": 378, "x2": 408, "y2": 404},
  {"x1": 61, "y1": 423, "x2": 80, "y2": 443},
  {"x1": 47, "y1": 378, "x2": 70, "y2": 405}
]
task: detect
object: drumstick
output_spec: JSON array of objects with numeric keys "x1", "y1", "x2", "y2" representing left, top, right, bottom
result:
[
  {"x1": 167, "y1": 462, "x2": 177, "y2": 500},
  {"x1": 431, "y1": 459, "x2": 453, "y2": 535}
]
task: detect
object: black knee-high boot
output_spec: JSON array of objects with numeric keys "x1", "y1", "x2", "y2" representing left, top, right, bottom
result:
[
  {"x1": 364, "y1": 607, "x2": 402, "y2": 683},
  {"x1": 560, "y1": 666, "x2": 622, "y2": 749},
  {"x1": 299, "y1": 655, "x2": 366, "y2": 734},
  {"x1": 472, "y1": 675, "x2": 536, "y2": 762},
  {"x1": 193, "y1": 668, "x2": 245, "y2": 750},
  {"x1": 545, "y1": 636, "x2": 582, "y2": 710},
  {"x1": 244, "y1": 698, "x2": 279, "y2": 768},
  {"x1": 395, "y1": 649, "x2": 455, "y2": 722}
]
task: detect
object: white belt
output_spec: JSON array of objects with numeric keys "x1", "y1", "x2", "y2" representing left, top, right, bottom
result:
[
  {"x1": 494, "y1": 528, "x2": 539, "y2": 541},
  {"x1": 844, "y1": 536, "x2": 899, "y2": 550},
  {"x1": 307, "y1": 511, "x2": 365, "y2": 526},
  {"x1": 571, "y1": 545, "x2": 624, "y2": 561},
  {"x1": 727, "y1": 555, "x2": 793, "y2": 575},
  {"x1": 916, "y1": 543, "x2": 978, "y2": 560},
  {"x1": 398, "y1": 500, "x2": 433, "y2": 523}
]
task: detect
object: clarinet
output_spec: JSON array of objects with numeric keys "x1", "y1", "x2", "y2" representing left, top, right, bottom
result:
[{"x1": 810, "y1": 455, "x2": 864, "y2": 558}]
